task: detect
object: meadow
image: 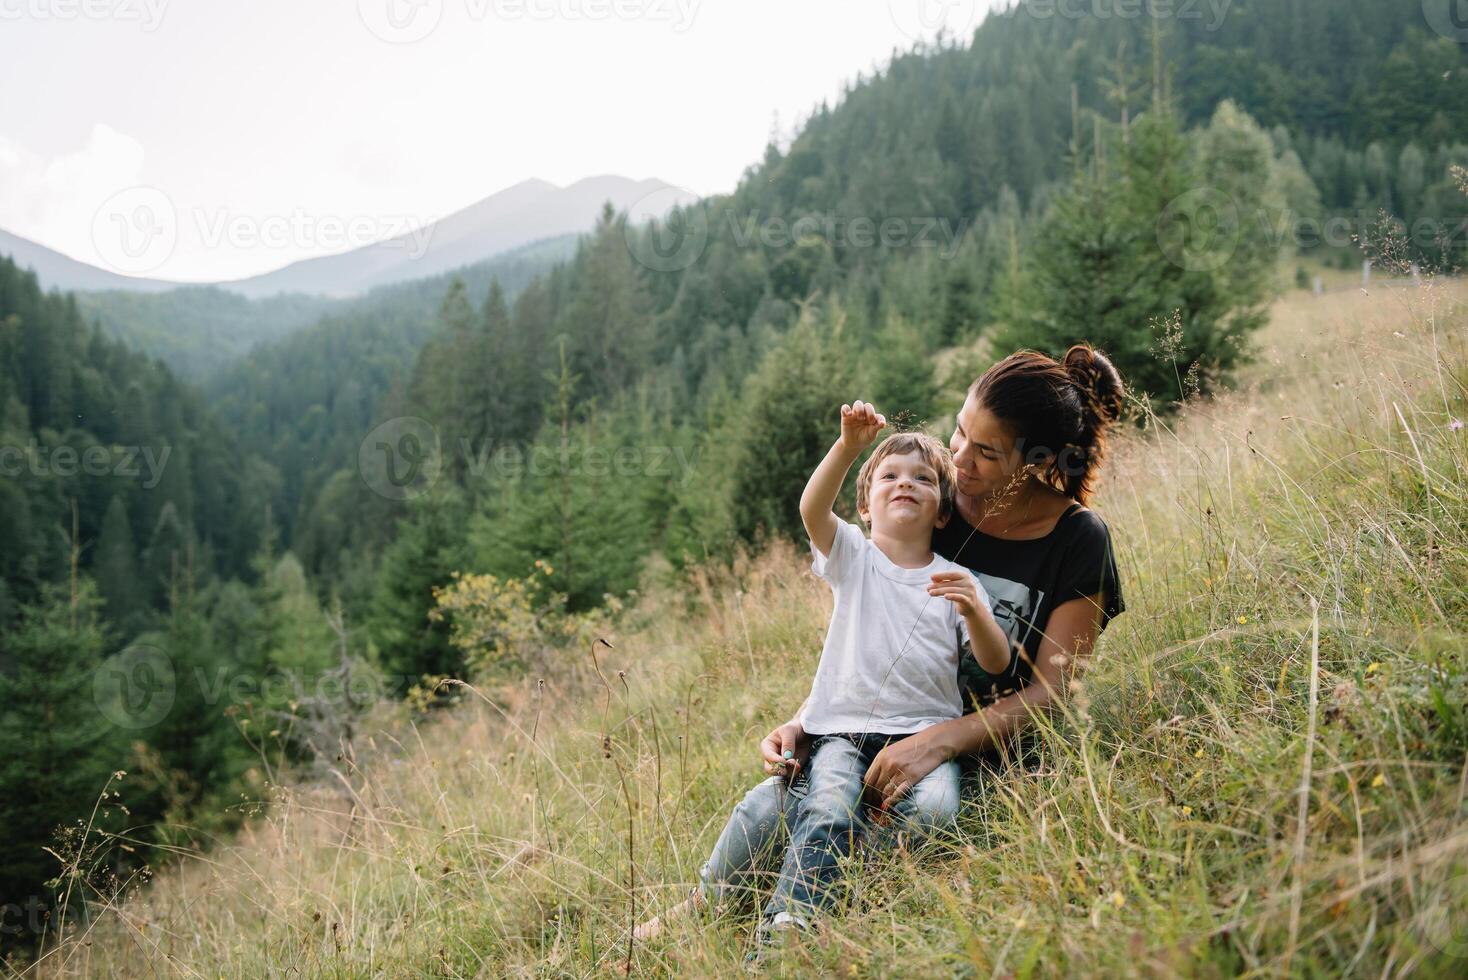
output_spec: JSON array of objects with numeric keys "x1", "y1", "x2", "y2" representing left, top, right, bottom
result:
[{"x1": 31, "y1": 278, "x2": 1468, "y2": 977}]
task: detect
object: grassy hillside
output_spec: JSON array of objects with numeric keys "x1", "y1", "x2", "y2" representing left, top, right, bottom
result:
[{"x1": 36, "y1": 281, "x2": 1468, "y2": 977}]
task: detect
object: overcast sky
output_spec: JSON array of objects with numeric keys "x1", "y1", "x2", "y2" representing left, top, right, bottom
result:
[{"x1": 1, "y1": 0, "x2": 1000, "y2": 282}]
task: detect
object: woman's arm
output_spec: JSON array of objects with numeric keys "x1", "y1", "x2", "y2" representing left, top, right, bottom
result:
[{"x1": 861, "y1": 593, "x2": 1106, "y2": 809}]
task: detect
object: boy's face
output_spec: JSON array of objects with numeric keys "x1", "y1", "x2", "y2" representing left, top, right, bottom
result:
[{"x1": 859, "y1": 450, "x2": 947, "y2": 535}]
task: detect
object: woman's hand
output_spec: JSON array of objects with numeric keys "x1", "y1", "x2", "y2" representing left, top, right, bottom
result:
[
  {"x1": 862, "y1": 728, "x2": 950, "y2": 813},
  {"x1": 760, "y1": 720, "x2": 810, "y2": 779}
]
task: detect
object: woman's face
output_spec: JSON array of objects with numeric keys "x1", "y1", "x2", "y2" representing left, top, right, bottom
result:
[{"x1": 950, "y1": 393, "x2": 1024, "y2": 500}]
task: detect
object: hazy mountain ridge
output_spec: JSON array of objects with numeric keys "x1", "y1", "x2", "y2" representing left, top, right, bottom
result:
[
  {"x1": 1, "y1": 175, "x2": 691, "y2": 378},
  {"x1": 69, "y1": 232, "x2": 579, "y2": 379},
  {"x1": 219, "y1": 175, "x2": 696, "y2": 298},
  {"x1": 0, "y1": 175, "x2": 695, "y2": 300}
]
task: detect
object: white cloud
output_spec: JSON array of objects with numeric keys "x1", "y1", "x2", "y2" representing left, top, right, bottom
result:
[
  {"x1": 0, "y1": 2, "x2": 989, "y2": 280},
  {"x1": 0, "y1": 123, "x2": 149, "y2": 265}
]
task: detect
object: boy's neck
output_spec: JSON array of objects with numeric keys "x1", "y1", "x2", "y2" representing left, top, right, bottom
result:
[{"x1": 869, "y1": 527, "x2": 935, "y2": 569}]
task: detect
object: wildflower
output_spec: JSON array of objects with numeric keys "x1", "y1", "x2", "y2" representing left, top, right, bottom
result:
[
  {"x1": 1237, "y1": 615, "x2": 1248, "y2": 624},
  {"x1": 1371, "y1": 773, "x2": 1386, "y2": 788},
  {"x1": 1366, "y1": 662, "x2": 1380, "y2": 674},
  {"x1": 1181, "y1": 805, "x2": 1193, "y2": 817},
  {"x1": 1111, "y1": 890, "x2": 1126, "y2": 908},
  {"x1": 1451, "y1": 419, "x2": 1464, "y2": 432}
]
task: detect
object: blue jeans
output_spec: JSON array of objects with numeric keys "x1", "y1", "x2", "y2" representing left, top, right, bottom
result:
[{"x1": 698, "y1": 734, "x2": 960, "y2": 929}]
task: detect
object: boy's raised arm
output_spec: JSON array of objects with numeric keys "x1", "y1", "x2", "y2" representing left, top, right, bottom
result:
[{"x1": 800, "y1": 400, "x2": 886, "y2": 557}]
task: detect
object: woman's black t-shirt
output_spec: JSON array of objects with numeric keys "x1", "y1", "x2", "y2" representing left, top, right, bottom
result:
[{"x1": 932, "y1": 501, "x2": 1125, "y2": 713}]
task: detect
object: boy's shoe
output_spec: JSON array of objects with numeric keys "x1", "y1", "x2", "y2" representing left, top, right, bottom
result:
[{"x1": 744, "y1": 913, "x2": 810, "y2": 971}]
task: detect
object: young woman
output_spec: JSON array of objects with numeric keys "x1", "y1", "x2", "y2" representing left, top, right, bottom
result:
[{"x1": 637, "y1": 343, "x2": 1127, "y2": 939}]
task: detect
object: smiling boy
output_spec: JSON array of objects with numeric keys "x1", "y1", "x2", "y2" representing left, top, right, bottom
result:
[
  {"x1": 757, "y1": 399, "x2": 1011, "y2": 939},
  {"x1": 635, "y1": 400, "x2": 1012, "y2": 948}
]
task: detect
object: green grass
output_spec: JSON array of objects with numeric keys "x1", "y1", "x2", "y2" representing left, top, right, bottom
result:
[{"x1": 29, "y1": 281, "x2": 1468, "y2": 978}]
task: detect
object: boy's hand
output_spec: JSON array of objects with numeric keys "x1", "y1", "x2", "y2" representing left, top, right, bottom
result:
[
  {"x1": 839, "y1": 400, "x2": 887, "y2": 452},
  {"x1": 761, "y1": 722, "x2": 810, "y2": 780},
  {"x1": 928, "y1": 571, "x2": 985, "y2": 618}
]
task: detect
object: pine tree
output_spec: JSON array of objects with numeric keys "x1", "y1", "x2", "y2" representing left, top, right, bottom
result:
[
  {"x1": 366, "y1": 483, "x2": 468, "y2": 689},
  {"x1": 727, "y1": 308, "x2": 854, "y2": 543},
  {"x1": 94, "y1": 495, "x2": 144, "y2": 633},
  {"x1": 0, "y1": 579, "x2": 119, "y2": 929},
  {"x1": 867, "y1": 318, "x2": 939, "y2": 430},
  {"x1": 999, "y1": 103, "x2": 1271, "y2": 405},
  {"x1": 561, "y1": 204, "x2": 656, "y2": 401},
  {"x1": 409, "y1": 279, "x2": 477, "y2": 485},
  {"x1": 460, "y1": 278, "x2": 512, "y2": 473},
  {"x1": 1194, "y1": 100, "x2": 1287, "y2": 315},
  {"x1": 466, "y1": 340, "x2": 655, "y2": 611}
]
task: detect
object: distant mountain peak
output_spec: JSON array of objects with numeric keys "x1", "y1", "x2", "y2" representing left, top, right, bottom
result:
[{"x1": 0, "y1": 175, "x2": 699, "y2": 300}]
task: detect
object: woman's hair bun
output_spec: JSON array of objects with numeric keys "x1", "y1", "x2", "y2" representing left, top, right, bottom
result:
[{"x1": 1062, "y1": 344, "x2": 1124, "y2": 435}]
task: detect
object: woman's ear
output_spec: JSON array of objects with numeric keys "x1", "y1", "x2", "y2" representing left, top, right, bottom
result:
[{"x1": 1023, "y1": 450, "x2": 1055, "y2": 480}]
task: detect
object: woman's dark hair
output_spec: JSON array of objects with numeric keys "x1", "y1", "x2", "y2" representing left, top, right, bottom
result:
[{"x1": 968, "y1": 344, "x2": 1125, "y2": 505}]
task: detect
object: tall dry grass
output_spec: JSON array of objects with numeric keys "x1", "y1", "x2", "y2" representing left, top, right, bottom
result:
[{"x1": 19, "y1": 280, "x2": 1468, "y2": 978}]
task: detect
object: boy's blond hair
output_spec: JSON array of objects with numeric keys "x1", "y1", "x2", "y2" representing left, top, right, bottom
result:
[{"x1": 855, "y1": 432, "x2": 958, "y2": 525}]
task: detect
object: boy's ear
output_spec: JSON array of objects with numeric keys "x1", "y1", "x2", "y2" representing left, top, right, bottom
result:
[{"x1": 935, "y1": 511, "x2": 950, "y2": 530}]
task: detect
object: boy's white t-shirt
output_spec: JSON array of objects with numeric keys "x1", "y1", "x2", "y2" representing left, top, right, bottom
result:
[{"x1": 799, "y1": 517, "x2": 993, "y2": 735}]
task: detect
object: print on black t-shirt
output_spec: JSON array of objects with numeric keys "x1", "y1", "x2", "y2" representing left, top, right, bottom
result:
[
  {"x1": 976, "y1": 573, "x2": 1044, "y2": 653},
  {"x1": 932, "y1": 502, "x2": 1125, "y2": 713}
]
